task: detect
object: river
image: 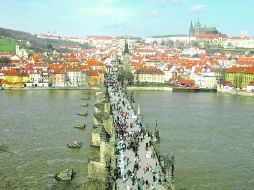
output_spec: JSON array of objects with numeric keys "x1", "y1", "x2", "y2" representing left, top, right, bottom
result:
[
  {"x1": 133, "y1": 91, "x2": 254, "y2": 190},
  {"x1": 0, "y1": 90, "x2": 98, "y2": 190},
  {"x1": 0, "y1": 90, "x2": 254, "y2": 190}
]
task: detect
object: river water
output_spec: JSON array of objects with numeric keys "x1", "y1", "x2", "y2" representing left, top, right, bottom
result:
[
  {"x1": 0, "y1": 90, "x2": 254, "y2": 190},
  {"x1": 0, "y1": 90, "x2": 98, "y2": 190},
  {"x1": 133, "y1": 91, "x2": 254, "y2": 190}
]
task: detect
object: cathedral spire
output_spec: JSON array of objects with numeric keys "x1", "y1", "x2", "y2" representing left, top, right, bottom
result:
[
  {"x1": 197, "y1": 18, "x2": 200, "y2": 25},
  {"x1": 189, "y1": 20, "x2": 194, "y2": 36},
  {"x1": 123, "y1": 38, "x2": 129, "y2": 55}
]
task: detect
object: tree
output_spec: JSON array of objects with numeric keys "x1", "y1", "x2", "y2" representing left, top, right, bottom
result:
[
  {"x1": 161, "y1": 39, "x2": 166, "y2": 46},
  {"x1": 233, "y1": 72, "x2": 243, "y2": 89},
  {"x1": 166, "y1": 40, "x2": 174, "y2": 48},
  {"x1": 118, "y1": 65, "x2": 134, "y2": 85},
  {"x1": 191, "y1": 41, "x2": 200, "y2": 48},
  {"x1": 217, "y1": 67, "x2": 226, "y2": 88},
  {"x1": 47, "y1": 43, "x2": 53, "y2": 51},
  {"x1": 0, "y1": 56, "x2": 11, "y2": 67},
  {"x1": 227, "y1": 42, "x2": 233, "y2": 49}
]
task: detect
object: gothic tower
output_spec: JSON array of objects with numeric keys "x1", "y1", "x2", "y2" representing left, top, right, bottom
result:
[
  {"x1": 189, "y1": 21, "x2": 194, "y2": 37},
  {"x1": 194, "y1": 18, "x2": 201, "y2": 35},
  {"x1": 123, "y1": 39, "x2": 129, "y2": 55}
]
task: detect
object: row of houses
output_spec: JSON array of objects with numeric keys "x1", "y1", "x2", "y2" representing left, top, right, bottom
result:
[
  {"x1": 1, "y1": 34, "x2": 254, "y2": 91},
  {"x1": 0, "y1": 60, "x2": 105, "y2": 88}
]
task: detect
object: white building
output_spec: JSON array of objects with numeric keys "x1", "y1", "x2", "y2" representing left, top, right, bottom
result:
[
  {"x1": 182, "y1": 48, "x2": 206, "y2": 57},
  {"x1": 224, "y1": 32, "x2": 254, "y2": 49},
  {"x1": 190, "y1": 67, "x2": 219, "y2": 89},
  {"x1": 247, "y1": 81, "x2": 254, "y2": 92},
  {"x1": 218, "y1": 58, "x2": 232, "y2": 68},
  {"x1": 145, "y1": 35, "x2": 197, "y2": 45},
  {"x1": 133, "y1": 48, "x2": 158, "y2": 56},
  {"x1": 163, "y1": 64, "x2": 176, "y2": 82},
  {"x1": 66, "y1": 69, "x2": 82, "y2": 86},
  {"x1": 26, "y1": 69, "x2": 49, "y2": 87},
  {"x1": 16, "y1": 45, "x2": 28, "y2": 58},
  {"x1": 0, "y1": 72, "x2": 4, "y2": 80}
]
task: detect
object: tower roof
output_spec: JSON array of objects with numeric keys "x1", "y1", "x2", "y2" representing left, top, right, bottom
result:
[{"x1": 123, "y1": 40, "x2": 129, "y2": 54}]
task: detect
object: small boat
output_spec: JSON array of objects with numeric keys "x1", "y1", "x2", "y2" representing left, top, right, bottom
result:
[
  {"x1": 74, "y1": 124, "x2": 86, "y2": 129},
  {"x1": 67, "y1": 141, "x2": 81, "y2": 148},
  {"x1": 81, "y1": 97, "x2": 90, "y2": 100},
  {"x1": 54, "y1": 169, "x2": 74, "y2": 181},
  {"x1": 77, "y1": 112, "x2": 88, "y2": 117},
  {"x1": 80, "y1": 104, "x2": 89, "y2": 107},
  {"x1": 0, "y1": 144, "x2": 8, "y2": 153}
]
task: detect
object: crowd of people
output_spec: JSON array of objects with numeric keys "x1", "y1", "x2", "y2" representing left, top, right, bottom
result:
[{"x1": 107, "y1": 81, "x2": 166, "y2": 190}]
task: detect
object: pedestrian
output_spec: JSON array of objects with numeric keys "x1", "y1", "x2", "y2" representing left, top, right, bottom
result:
[{"x1": 153, "y1": 175, "x2": 156, "y2": 182}]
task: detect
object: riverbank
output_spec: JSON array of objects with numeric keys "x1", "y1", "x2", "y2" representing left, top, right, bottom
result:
[
  {"x1": 0, "y1": 86, "x2": 101, "y2": 90},
  {"x1": 219, "y1": 90, "x2": 254, "y2": 97},
  {"x1": 127, "y1": 86, "x2": 173, "y2": 91}
]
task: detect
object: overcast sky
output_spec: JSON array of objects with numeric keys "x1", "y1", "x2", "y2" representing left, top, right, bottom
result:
[{"x1": 0, "y1": 0, "x2": 253, "y2": 37}]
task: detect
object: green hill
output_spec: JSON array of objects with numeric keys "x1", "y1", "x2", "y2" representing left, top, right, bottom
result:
[
  {"x1": 0, "y1": 27, "x2": 92, "y2": 54},
  {"x1": 0, "y1": 37, "x2": 16, "y2": 53}
]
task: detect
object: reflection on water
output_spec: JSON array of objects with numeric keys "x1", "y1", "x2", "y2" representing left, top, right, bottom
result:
[
  {"x1": 0, "y1": 90, "x2": 98, "y2": 190},
  {"x1": 133, "y1": 91, "x2": 254, "y2": 190}
]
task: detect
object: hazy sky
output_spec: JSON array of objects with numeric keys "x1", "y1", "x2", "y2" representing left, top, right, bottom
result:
[{"x1": 0, "y1": 0, "x2": 253, "y2": 37}]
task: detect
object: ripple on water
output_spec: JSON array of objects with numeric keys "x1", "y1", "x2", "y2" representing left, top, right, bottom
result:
[
  {"x1": 0, "y1": 90, "x2": 96, "y2": 190},
  {"x1": 47, "y1": 159, "x2": 87, "y2": 165}
]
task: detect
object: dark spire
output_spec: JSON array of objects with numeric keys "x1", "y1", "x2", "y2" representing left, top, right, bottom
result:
[
  {"x1": 189, "y1": 20, "x2": 194, "y2": 36},
  {"x1": 123, "y1": 39, "x2": 129, "y2": 54},
  {"x1": 197, "y1": 18, "x2": 201, "y2": 26}
]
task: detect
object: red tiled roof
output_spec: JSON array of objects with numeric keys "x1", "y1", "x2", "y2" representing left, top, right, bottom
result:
[
  {"x1": 176, "y1": 78, "x2": 195, "y2": 85},
  {"x1": 131, "y1": 62, "x2": 144, "y2": 69},
  {"x1": 194, "y1": 67, "x2": 202, "y2": 74},
  {"x1": 86, "y1": 36, "x2": 113, "y2": 40},
  {"x1": 226, "y1": 67, "x2": 254, "y2": 74},
  {"x1": 87, "y1": 70, "x2": 100, "y2": 76},
  {"x1": 2, "y1": 68, "x2": 21, "y2": 76},
  {"x1": 86, "y1": 59, "x2": 105, "y2": 67},
  {"x1": 226, "y1": 67, "x2": 246, "y2": 73},
  {"x1": 245, "y1": 67, "x2": 254, "y2": 74},
  {"x1": 236, "y1": 57, "x2": 254, "y2": 66},
  {"x1": 135, "y1": 66, "x2": 164, "y2": 75},
  {"x1": 196, "y1": 34, "x2": 228, "y2": 39}
]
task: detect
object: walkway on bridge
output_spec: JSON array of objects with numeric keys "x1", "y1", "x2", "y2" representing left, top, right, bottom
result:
[{"x1": 109, "y1": 84, "x2": 166, "y2": 190}]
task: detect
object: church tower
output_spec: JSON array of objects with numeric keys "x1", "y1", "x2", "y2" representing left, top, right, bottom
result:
[
  {"x1": 194, "y1": 18, "x2": 201, "y2": 35},
  {"x1": 16, "y1": 45, "x2": 20, "y2": 55},
  {"x1": 123, "y1": 39, "x2": 129, "y2": 55},
  {"x1": 189, "y1": 21, "x2": 194, "y2": 37}
]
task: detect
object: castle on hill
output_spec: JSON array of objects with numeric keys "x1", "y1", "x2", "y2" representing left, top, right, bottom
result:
[{"x1": 189, "y1": 19, "x2": 219, "y2": 36}]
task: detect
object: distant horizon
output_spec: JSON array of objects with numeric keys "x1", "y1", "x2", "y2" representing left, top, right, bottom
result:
[
  {"x1": 2, "y1": 25, "x2": 251, "y2": 39},
  {"x1": 0, "y1": 0, "x2": 253, "y2": 38}
]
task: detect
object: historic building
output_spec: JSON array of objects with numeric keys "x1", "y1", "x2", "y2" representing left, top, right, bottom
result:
[
  {"x1": 134, "y1": 66, "x2": 164, "y2": 84},
  {"x1": 189, "y1": 19, "x2": 219, "y2": 36},
  {"x1": 225, "y1": 67, "x2": 254, "y2": 89}
]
